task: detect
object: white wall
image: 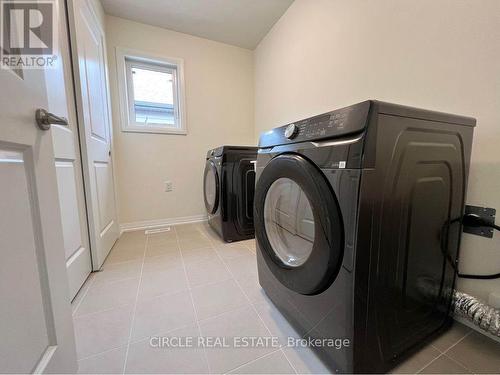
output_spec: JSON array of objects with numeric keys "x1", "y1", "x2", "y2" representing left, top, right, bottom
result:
[
  {"x1": 105, "y1": 16, "x2": 254, "y2": 228},
  {"x1": 254, "y1": 0, "x2": 500, "y2": 301}
]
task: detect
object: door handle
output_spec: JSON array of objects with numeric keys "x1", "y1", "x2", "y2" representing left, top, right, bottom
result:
[{"x1": 36, "y1": 109, "x2": 69, "y2": 130}]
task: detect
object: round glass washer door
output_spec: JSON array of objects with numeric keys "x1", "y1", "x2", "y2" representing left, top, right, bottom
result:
[
  {"x1": 264, "y1": 177, "x2": 315, "y2": 267},
  {"x1": 254, "y1": 153, "x2": 344, "y2": 295},
  {"x1": 203, "y1": 160, "x2": 219, "y2": 214}
]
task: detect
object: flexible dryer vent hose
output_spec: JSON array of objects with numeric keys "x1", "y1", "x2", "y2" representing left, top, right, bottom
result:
[{"x1": 453, "y1": 290, "x2": 500, "y2": 337}]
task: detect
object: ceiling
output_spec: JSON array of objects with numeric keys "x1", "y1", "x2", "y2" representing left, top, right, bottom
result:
[{"x1": 100, "y1": 0, "x2": 294, "y2": 49}]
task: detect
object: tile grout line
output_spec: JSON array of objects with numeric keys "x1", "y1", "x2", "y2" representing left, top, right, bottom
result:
[
  {"x1": 205, "y1": 233, "x2": 298, "y2": 375},
  {"x1": 440, "y1": 329, "x2": 472, "y2": 355},
  {"x1": 441, "y1": 352, "x2": 473, "y2": 373},
  {"x1": 101, "y1": 257, "x2": 144, "y2": 267},
  {"x1": 279, "y1": 347, "x2": 298, "y2": 375},
  {"x1": 223, "y1": 347, "x2": 284, "y2": 374},
  {"x1": 175, "y1": 226, "x2": 213, "y2": 374},
  {"x1": 77, "y1": 343, "x2": 129, "y2": 363},
  {"x1": 437, "y1": 330, "x2": 474, "y2": 372},
  {"x1": 415, "y1": 330, "x2": 473, "y2": 374},
  {"x1": 128, "y1": 322, "x2": 192, "y2": 346},
  {"x1": 196, "y1": 302, "x2": 254, "y2": 324},
  {"x1": 72, "y1": 273, "x2": 97, "y2": 317},
  {"x1": 77, "y1": 229, "x2": 485, "y2": 375},
  {"x1": 73, "y1": 276, "x2": 143, "y2": 318},
  {"x1": 105, "y1": 227, "x2": 291, "y2": 373},
  {"x1": 74, "y1": 302, "x2": 135, "y2": 320},
  {"x1": 124, "y1": 298, "x2": 292, "y2": 348},
  {"x1": 121, "y1": 233, "x2": 149, "y2": 374},
  {"x1": 240, "y1": 240, "x2": 256, "y2": 254},
  {"x1": 208, "y1": 238, "x2": 278, "y2": 373},
  {"x1": 227, "y1": 239, "x2": 299, "y2": 374},
  {"x1": 88, "y1": 302, "x2": 253, "y2": 357},
  {"x1": 75, "y1": 230, "x2": 228, "y2": 366},
  {"x1": 78, "y1": 277, "x2": 189, "y2": 322},
  {"x1": 187, "y1": 273, "x2": 233, "y2": 290},
  {"x1": 122, "y1": 226, "x2": 296, "y2": 373},
  {"x1": 414, "y1": 351, "x2": 445, "y2": 374},
  {"x1": 90, "y1": 274, "x2": 141, "y2": 288}
]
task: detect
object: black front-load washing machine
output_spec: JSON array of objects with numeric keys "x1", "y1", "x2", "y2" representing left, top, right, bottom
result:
[
  {"x1": 254, "y1": 101, "x2": 475, "y2": 373},
  {"x1": 204, "y1": 145, "x2": 257, "y2": 242}
]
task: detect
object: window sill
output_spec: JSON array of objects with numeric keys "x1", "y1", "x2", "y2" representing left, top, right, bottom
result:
[{"x1": 122, "y1": 126, "x2": 187, "y2": 135}]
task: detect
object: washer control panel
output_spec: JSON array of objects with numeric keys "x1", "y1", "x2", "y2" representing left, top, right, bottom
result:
[{"x1": 259, "y1": 101, "x2": 371, "y2": 148}]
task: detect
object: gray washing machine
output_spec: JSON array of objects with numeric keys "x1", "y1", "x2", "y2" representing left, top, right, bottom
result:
[{"x1": 253, "y1": 101, "x2": 475, "y2": 373}]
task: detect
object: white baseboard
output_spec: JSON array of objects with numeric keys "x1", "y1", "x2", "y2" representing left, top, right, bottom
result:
[{"x1": 120, "y1": 214, "x2": 208, "y2": 234}]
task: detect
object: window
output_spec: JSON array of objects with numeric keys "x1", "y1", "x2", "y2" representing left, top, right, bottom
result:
[{"x1": 116, "y1": 48, "x2": 186, "y2": 134}]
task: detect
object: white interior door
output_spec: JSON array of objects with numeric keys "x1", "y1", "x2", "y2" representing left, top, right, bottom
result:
[
  {"x1": 0, "y1": 5, "x2": 77, "y2": 373},
  {"x1": 45, "y1": 0, "x2": 91, "y2": 300},
  {"x1": 68, "y1": 0, "x2": 119, "y2": 269}
]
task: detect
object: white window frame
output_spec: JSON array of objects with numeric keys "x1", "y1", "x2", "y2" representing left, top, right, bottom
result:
[{"x1": 115, "y1": 47, "x2": 187, "y2": 135}]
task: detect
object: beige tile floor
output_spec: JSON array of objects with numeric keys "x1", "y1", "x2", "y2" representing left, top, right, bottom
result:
[{"x1": 72, "y1": 222, "x2": 500, "y2": 374}]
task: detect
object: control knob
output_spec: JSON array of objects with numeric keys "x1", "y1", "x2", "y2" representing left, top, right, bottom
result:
[{"x1": 284, "y1": 123, "x2": 298, "y2": 139}]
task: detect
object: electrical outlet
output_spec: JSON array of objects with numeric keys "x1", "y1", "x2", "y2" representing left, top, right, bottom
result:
[{"x1": 165, "y1": 181, "x2": 173, "y2": 192}]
